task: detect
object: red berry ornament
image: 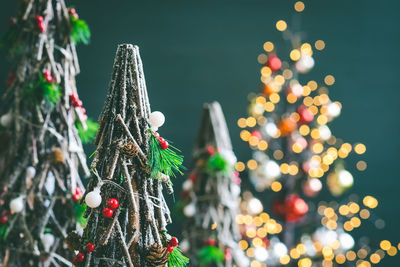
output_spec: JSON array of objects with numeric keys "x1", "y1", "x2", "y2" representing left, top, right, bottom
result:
[
  {"x1": 70, "y1": 94, "x2": 80, "y2": 107},
  {"x1": 233, "y1": 171, "x2": 241, "y2": 185},
  {"x1": 0, "y1": 214, "x2": 8, "y2": 224},
  {"x1": 284, "y1": 194, "x2": 309, "y2": 222},
  {"x1": 72, "y1": 193, "x2": 80, "y2": 202},
  {"x1": 153, "y1": 132, "x2": 160, "y2": 138},
  {"x1": 76, "y1": 252, "x2": 85, "y2": 262},
  {"x1": 189, "y1": 172, "x2": 197, "y2": 182},
  {"x1": 102, "y1": 207, "x2": 114, "y2": 218},
  {"x1": 72, "y1": 187, "x2": 83, "y2": 202},
  {"x1": 159, "y1": 139, "x2": 169, "y2": 150},
  {"x1": 225, "y1": 248, "x2": 232, "y2": 261},
  {"x1": 208, "y1": 238, "x2": 216, "y2": 246},
  {"x1": 36, "y1": 15, "x2": 43, "y2": 22},
  {"x1": 69, "y1": 8, "x2": 79, "y2": 19},
  {"x1": 169, "y1": 237, "x2": 178, "y2": 247},
  {"x1": 36, "y1": 15, "x2": 45, "y2": 32},
  {"x1": 43, "y1": 70, "x2": 53, "y2": 83},
  {"x1": 107, "y1": 198, "x2": 119, "y2": 209},
  {"x1": 292, "y1": 197, "x2": 308, "y2": 215},
  {"x1": 166, "y1": 244, "x2": 174, "y2": 253},
  {"x1": 206, "y1": 146, "x2": 215, "y2": 155},
  {"x1": 85, "y1": 243, "x2": 95, "y2": 252}
]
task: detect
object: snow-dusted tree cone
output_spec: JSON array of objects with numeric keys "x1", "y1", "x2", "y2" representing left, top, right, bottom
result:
[
  {"x1": 68, "y1": 44, "x2": 188, "y2": 267},
  {"x1": 180, "y1": 102, "x2": 249, "y2": 267},
  {"x1": 0, "y1": 0, "x2": 93, "y2": 266}
]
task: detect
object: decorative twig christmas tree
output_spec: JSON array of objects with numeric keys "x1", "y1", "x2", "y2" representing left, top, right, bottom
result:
[
  {"x1": 180, "y1": 102, "x2": 249, "y2": 267},
  {"x1": 68, "y1": 44, "x2": 188, "y2": 267},
  {"x1": 0, "y1": 0, "x2": 93, "y2": 266},
  {"x1": 237, "y1": 2, "x2": 398, "y2": 267}
]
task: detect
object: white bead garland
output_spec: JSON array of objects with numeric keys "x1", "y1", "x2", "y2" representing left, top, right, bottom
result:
[
  {"x1": 149, "y1": 111, "x2": 165, "y2": 128},
  {"x1": 10, "y1": 197, "x2": 24, "y2": 214},
  {"x1": 85, "y1": 188, "x2": 102, "y2": 208}
]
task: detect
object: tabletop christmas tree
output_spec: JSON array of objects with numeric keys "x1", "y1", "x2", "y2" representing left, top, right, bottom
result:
[
  {"x1": 0, "y1": 0, "x2": 93, "y2": 266},
  {"x1": 180, "y1": 102, "x2": 249, "y2": 267},
  {"x1": 66, "y1": 44, "x2": 188, "y2": 267},
  {"x1": 236, "y1": 2, "x2": 398, "y2": 266}
]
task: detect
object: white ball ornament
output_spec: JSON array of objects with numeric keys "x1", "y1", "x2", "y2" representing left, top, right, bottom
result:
[
  {"x1": 182, "y1": 180, "x2": 193, "y2": 191},
  {"x1": 10, "y1": 197, "x2": 24, "y2": 214},
  {"x1": 26, "y1": 166, "x2": 36, "y2": 179},
  {"x1": 41, "y1": 233, "x2": 55, "y2": 252},
  {"x1": 183, "y1": 202, "x2": 196, "y2": 217},
  {"x1": 0, "y1": 112, "x2": 12, "y2": 127},
  {"x1": 149, "y1": 111, "x2": 165, "y2": 128},
  {"x1": 85, "y1": 189, "x2": 102, "y2": 208}
]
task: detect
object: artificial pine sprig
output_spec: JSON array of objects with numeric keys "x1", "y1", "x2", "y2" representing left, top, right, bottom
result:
[
  {"x1": 76, "y1": 118, "x2": 99, "y2": 144},
  {"x1": 74, "y1": 202, "x2": 88, "y2": 227},
  {"x1": 206, "y1": 153, "x2": 230, "y2": 175},
  {"x1": 24, "y1": 72, "x2": 61, "y2": 106},
  {"x1": 197, "y1": 245, "x2": 224, "y2": 265},
  {"x1": 168, "y1": 247, "x2": 189, "y2": 267},
  {"x1": 0, "y1": 225, "x2": 8, "y2": 241},
  {"x1": 39, "y1": 72, "x2": 61, "y2": 105},
  {"x1": 148, "y1": 130, "x2": 184, "y2": 179},
  {"x1": 70, "y1": 15, "x2": 91, "y2": 45}
]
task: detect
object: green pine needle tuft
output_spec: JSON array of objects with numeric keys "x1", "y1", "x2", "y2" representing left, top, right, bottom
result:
[
  {"x1": 38, "y1": 72, "x2": 61, "y2": 105},
  {"x1": 76, "y1": 118, "x2": 99, "y2": 144},
  {"x1": 24, "y1": 72, "x2": 62, "y2": 106},
  {"x1": 198, "y1": 245, "x2": 224, "y2": 265},
  {"x1": 74, "y1": 202, "x2": 88, "y2": 227},
  {"x1": 42, "y1": 82, "x2": 62, "y2": 104},
  {"x1": 206, "y1": 153, "x2": 229, "y2": 174},
  {"x1": 0, "y1": 225, "x2": 8, "y2": 241},
  {"x1": 70, "y1": 16, "x2": 91, "y2": 45},
  {"x1": 148, "y1": 131, "x2": 184, "y2": 179},
  {"x1": 169, "y1": 247, "x2": 189, "y2": 267}
]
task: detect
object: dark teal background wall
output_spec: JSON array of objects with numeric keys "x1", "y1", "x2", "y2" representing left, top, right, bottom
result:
[{"x1": 1, "y1": 1, "x2": 399, "y2": 266}]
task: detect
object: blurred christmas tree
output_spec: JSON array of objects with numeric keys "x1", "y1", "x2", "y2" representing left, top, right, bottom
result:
[
  {"x1": 180, "y1": 102, "x2": 249, "y2": 267},
  {"x1": 0, "y1": 1, "x2": 94, "y2": 266},
  {"x1": 67, "y1": 44, "x2": 188, "y2": 267},
  {"x1": 236, "y1": 1, "x2": 398, "y2": 266}
]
